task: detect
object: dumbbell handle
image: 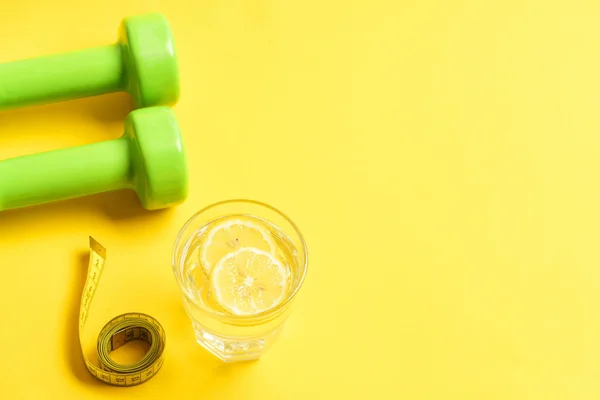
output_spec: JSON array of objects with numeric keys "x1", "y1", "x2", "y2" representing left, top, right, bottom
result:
[
  {"x1": 0, "y1": 45, "x2": 123, "y2": 109},
  {"x1": 0, "y1": 138, "x2": 130, "y2": 211}
]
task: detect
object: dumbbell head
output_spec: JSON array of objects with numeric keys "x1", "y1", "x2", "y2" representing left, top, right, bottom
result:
[
  {"x1": 119, "y1": 13, "x2": 180, "y2": 108},
  {"x1": 125, "y1": 107, "x2": 189, "y2": 210}
]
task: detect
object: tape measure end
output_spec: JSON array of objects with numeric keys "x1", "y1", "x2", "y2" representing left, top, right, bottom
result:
[{"x1": 89, "y1": 236, "x2": 107, "y2": 259}]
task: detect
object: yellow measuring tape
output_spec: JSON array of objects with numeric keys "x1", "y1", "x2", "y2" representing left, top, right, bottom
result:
[{"x1": 79, "y1": 237, "x2": 166, "y2": 386}]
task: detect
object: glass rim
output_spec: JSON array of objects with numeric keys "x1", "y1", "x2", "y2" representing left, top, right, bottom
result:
[{"x1": 171, "y1": 198, "x2": 308, "y2": 322}]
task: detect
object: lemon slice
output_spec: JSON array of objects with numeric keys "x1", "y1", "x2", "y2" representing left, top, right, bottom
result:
[
  {"x1": 211, "y1": 247, "x2": 290, "y2": 316},
  {"x1": 200, "y1": 216, "x2": 276, "y2": 274}
]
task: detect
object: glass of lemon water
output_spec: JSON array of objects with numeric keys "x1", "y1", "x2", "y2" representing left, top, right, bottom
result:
[{"x1": 172, "y1": 199, "x2": 308, "y2": 362}]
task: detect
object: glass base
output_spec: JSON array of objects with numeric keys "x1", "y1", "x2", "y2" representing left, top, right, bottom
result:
[{"x1": 192, "y1": 322, "x2": 283, "y2": 362}]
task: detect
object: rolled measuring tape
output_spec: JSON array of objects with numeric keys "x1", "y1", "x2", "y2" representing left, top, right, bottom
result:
[{"x1": 78, "y1": 237, "x2": 166, "y2": 386}]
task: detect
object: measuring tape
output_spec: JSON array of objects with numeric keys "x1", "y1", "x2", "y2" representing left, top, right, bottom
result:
[{"x1": 78, "y1": 237, "x2": 166, "y2": 386}]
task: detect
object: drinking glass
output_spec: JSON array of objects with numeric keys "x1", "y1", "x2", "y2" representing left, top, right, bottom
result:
[{"x1": 172, "y1": 199, "x2": 308, "y2": 362}]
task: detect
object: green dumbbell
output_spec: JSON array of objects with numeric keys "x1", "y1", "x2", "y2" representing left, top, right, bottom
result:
[
  {"x1": 0, "y1": 107, "x2": 188, "y2": 211},
  {"x1": 0, "y1": 13, "x2": 179, "y2": 110}
]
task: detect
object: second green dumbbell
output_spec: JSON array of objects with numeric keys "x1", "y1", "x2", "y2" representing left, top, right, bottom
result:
[
  {"x1": 0, "y1": 107, "x2": 188, "y2": 211},
  {"x1": 0, "y1": 12, "x2": 179, "y2": 110}
]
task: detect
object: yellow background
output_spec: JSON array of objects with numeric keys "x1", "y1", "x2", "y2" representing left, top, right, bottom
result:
[{"x1": 2, "y1": 0, "x2": 600, "y2": 398}]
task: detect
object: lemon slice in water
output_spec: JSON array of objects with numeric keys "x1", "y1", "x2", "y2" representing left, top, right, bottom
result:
[
  {"x1": 200, "y1": 216, "x2": 276, "y2": 274},
  {"x1": 210, "y1": 247, "x2": 290, "y2": 316}
]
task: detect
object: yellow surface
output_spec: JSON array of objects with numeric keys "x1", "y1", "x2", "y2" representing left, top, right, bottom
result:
[{"x1": 3, "y1": 0, "x2": 600, "y2": 398}]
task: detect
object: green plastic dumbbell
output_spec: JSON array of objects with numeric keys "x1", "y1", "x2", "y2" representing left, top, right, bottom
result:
[
  {"x1": 0, "y1": 107, "x2": 188, "y2": 211},
  {"x1": 0, "y1": 13, "x2": 179, "y2": 110}
]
